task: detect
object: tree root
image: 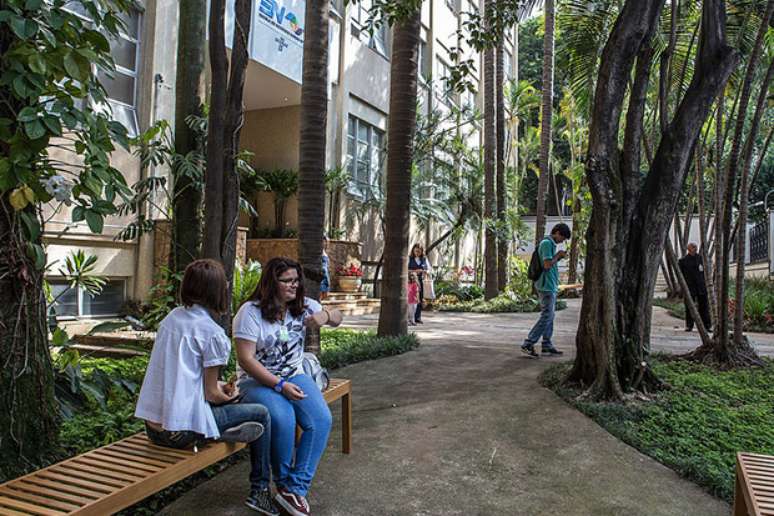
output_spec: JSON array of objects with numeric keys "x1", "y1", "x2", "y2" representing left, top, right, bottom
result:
[{"x1": 681, "y1": 335, "x2": 765, "y2": 369}]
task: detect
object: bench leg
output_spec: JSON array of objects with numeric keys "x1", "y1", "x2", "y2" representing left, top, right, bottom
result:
[
  {"x1": 733, "y1": 474, "x2": 750, "y2": 516},
  {"x1": 342, "y1": 391, "x2": 352, "y2": 454}
]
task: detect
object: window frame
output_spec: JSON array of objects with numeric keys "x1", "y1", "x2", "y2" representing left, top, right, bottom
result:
[
  {"x1": 49, "y1": 279, "x2": 127, "y2": 320},
  {"x1": 350, "y1": 0, "x2": 389, "y2": 58},
  {"x1": 346, "y1": 115, "x2": 386, "y2": 198}
]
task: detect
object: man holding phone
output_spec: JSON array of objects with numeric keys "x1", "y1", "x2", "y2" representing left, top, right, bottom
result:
[{"x1": 521, "y1": 223, "x2": 572, "y2": 358}]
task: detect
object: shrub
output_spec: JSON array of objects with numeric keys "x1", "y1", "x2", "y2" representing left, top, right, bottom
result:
[
  {"x1": 434, "y1": 281, "x2": 484, "y2": 302},
  {"x1": 437, "y1": 292, "x2": 567, "y2": 313},
  {"x1": 319, "y1": 328, "x2": 420, "y2": 369}
]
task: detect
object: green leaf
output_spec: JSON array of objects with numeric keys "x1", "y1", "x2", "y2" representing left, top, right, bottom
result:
[
  {"x1": 43, "y1": 116, "x2": 62, "y2": 136},
  {"x1": 88, "y1": 321, "x2": 130, "y2": 335},
  {"x1": 84, "y1": 210, "x2": 104, "y2": 234},
  {"x1": 0, "y1": 159, "x2": 13, "y2": 193},
  {"x1": 52, "y1": 327, "x2": 70, "y2": 347},
  {"x1": 26, "y1": 242, "x2": 46, "y2": 270},
  {"x1": 63, "y1": 50, "x2": 88, "y2": 82},
  {"x1": 19, "y1": 210, "x2": 40, "y2": 240},
  {"x1": 24, "y1": 120, "x2": 46, "y2": 140},
  {"x1": 28, "y1": 53, "x2": 46, "y2": 74},
  {"x1": 10, "y1": 15, "x2": 28, "y2": 39},
  {"x1": 72, "y1": 206, "x2": 85, "y2": 222},
  {"x1": 12, "y1": 75, "x2": 29, "y2": 98},
  {"x1": 17, "y1": 106, "x2": 37, "y2": 122},
  {"x1": 25, "y1": 0, "x2": 43, "y2": 9}
]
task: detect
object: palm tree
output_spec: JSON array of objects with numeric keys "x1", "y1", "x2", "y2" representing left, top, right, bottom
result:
[
  {"x1": 496, "y1": 38, "x2": 507, "y2": 291},
  {"x1": 483, "y1": 0, "x2": 498, "y2": 300},
  {"x1": 297, "y1": 0, "x2": 330, "y2": 353},
  {"x1": 378, "y1": 8, "x2": 422, "y2": 337},
  {"x1": 534, "y1": 0, "x2": 554, "y2": 245}
]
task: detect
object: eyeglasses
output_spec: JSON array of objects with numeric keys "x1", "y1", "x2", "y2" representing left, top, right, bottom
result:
[{"x1": 278, "y1": 278, "x2": 300, "y2": 286}]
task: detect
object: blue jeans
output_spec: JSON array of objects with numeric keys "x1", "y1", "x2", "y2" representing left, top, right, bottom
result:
[
  {"x1": 524, "y1": 291, "x2": 557, "y2": 350},
  {"x1": 212, "y1": 403, "x2": 272, "y2": 491},
  {"x1": 240, "y1": 374, "x2": 332, "y2": 497}
]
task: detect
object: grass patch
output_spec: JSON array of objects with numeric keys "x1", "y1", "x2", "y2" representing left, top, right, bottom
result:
[
  {"x1": 435, "y1": 292, "x2": 567, "y2": 313},
  {"x1": 5, "y1": 329, "x2": 418, "y2": 513},
  {"x1": 541, "y1": 358, "x2": 774, "y2": 501}
]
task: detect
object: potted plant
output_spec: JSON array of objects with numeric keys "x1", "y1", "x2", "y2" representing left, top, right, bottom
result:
[{"x1": 336, "y1": 256, "x2": 363, "y2": 292}]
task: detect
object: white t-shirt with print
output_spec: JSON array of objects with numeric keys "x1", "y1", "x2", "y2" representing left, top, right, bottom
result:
[
  {"x1": 233, "y1": 297, "x2": 322, "y2": 380},
  {"x1": 134, "y1": 305, "x2": 231, "y2": 439}
]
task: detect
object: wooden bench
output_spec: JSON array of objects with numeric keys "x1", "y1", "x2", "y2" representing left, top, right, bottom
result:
[
  {"x1": 0, "y1": 378, "x2": 351, "y2": 516},
  {"x1": 734, "y1": 452, "x2": 774, "y2": 515}
]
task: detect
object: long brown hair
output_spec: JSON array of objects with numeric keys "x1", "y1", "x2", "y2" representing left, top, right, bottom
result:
[
  {"x1": 180, "y1": 259, "x2": 228, "y2": 314},
  {"x1": 248, "y1": 257, "x2": 307, "y2": 321},
  {"x1": 409, "y1": 243, "x2": 425, "y2": 259}
]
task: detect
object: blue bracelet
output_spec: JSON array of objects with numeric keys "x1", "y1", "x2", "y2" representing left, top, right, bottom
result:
[{"x1": 274, "y1": 378, "x2": 285, "y2": 393}]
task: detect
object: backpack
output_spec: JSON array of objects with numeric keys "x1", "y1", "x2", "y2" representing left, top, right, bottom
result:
[
  {"x1": 302, "y1": 352, "x2": 330, "y2": 392},
  {"x1": 527, "y1": 240, "x2": 547, "y2": 281}
]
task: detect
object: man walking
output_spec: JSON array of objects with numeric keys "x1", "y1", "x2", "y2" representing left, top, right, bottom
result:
[
  {"x1": 678, "y1": 242, "x2": 712, "y2": 332},
  {"x1": 521, "y1": 223, "x2": 571, "y2": 358}
]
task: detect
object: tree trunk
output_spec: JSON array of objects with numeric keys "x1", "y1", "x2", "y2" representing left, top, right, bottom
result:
[
  {"x1": 0, "y1": 202, "x2": 58, "y2": 477},
  {"x1": 732, "y1": 55, "x2": 774, "y2": 347},
  {"x1": 377, "y1": 10, "x2": 421, "y2": 337},
  {"x1": 534, "y1": 0, "x2": 554, "y2": 245},
  {"x1": 298, "y1": 0, "x2": 329, "y2": 354},
  {"x1": 171, "y1": 0, "x2": 207, "y2": 274},
  {"x1": 496, "y1": 40, "x2": 508, "y2": 291},
  {"x1": 567, "y1": 0, "x2": 737, "y2": 399},
  {"x1": 203, "y1": 0, "x2": 253, "y2": 328},
  {"x1": 568, "y1": 196, "x2": 581, "y2": 283},
  {"x1": 483, "y1": 0, "x2": 498, "y2": 300},
  {"x1": 716, "y1": 0, "x2": 773, "y2": 356}
]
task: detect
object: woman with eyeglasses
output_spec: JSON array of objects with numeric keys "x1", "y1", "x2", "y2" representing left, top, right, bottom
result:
[{"x1": 233, "y1": 257, "x2": 342, "y2": 516}]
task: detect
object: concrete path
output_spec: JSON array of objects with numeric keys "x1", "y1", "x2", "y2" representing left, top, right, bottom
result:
[{"x1": 161, "y1": 300, "x2": 761, "y2": 515}]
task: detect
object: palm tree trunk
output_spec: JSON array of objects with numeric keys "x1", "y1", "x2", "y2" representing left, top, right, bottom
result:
[
  {"x1": 496, "y1": 40, "x2": 508, "y2": 292},
  {"x1": 298, "y1": 0, "x2": 329, "y2": 353},
  {"x1": 171, "y1": 0, "x2": 207, "y2": 274},
  {"x1": 535, "y1": 0, "x2": 554, "y2": 245},
  {"x1": 377, "y1": 9, "x2": 421, "y2": 337},
  {"x1": 483, "y1": 0, "x2": 498, "y2": 300}
]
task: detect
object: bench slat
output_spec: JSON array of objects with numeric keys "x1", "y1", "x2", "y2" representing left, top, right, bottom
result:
[
  {"x1": 89, "y1": 449, "x2": 168, "y2": 470},
  {"x1": 111, "y1": 441, "x2": 190, "y2": 461},
  {"x1": 0, "y1": 487, "x2": 81, "y2": 512},
  {"x1": 9, "y1": 483, "x2": 93, "y2": 507},
  {"x1": 0, "y1": 495, "x2": 65, "y2": 515},
  {"x1": 69, "y1": 458, "x2": 145, "y2": 482},
  {"x1": 104, "y1": 444, "x2": 181, "y2": 465},
  {"x1": 21, "y1": 478, "x2": 102, "y2": 500},
  {"x1": 34, "y1": 472, "x2": 118, "y2": 495},
  {"x1": 50, "y1": 466, "x2": 129, "y2": 489},
  {"x1": 0, "y1": 506, "x2": 30, "y2": 516},
  {"x1": 81, "y1": 452, "x2": 159, "y2": 475}
]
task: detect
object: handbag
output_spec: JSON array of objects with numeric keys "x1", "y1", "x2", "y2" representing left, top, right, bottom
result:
[
  {"x1": 302, "y1": 352, "x2": 330, "y2": 391},
  {"x1": 423, "y1": 275, "x2": 435, "y2": 300}
]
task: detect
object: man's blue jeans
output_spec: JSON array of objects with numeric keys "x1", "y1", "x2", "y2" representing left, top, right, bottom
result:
[
  {"x1": 240, "y1": 374, "x2": 332, "y2": 497},
  {"x1": 212, "y1": 403, "x2": 272, "y2": 491},
  {"x1": 524, "y1": 290, "x2": 557, "y2": 350}
]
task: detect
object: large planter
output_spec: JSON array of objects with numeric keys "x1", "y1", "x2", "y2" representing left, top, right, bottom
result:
[{"x1": 337, "y1": 276, "x2": 362, "y2": 292}]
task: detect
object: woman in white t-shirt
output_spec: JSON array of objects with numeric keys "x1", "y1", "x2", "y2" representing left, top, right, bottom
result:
[
  {"x1": 234, "y1": 257, "x2": 342, "y2": 516},
  {"x1": 135, "y1": 259, "x2": 280, "y2": 516}
]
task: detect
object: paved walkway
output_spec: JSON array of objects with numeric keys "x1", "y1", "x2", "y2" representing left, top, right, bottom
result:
[{"x1": 161, "y1": 300, "x2": 771, "y2": 515}]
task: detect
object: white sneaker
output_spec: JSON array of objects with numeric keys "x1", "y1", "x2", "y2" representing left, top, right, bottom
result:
[{"x1": 220, "y1": 422, "x2": 264, "y2": 443}]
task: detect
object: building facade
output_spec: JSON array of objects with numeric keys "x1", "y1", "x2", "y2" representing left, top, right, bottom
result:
[{"x1": 46, "y1": 0, "x2": 519, "y2": 322}]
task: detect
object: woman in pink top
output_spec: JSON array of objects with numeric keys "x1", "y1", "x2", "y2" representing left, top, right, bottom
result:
[{"x1": 407, "y1": 272, "x2": 420, "y2": 326}]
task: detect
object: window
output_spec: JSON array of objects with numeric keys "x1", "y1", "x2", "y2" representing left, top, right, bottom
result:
[
  {"x1": 436, "y1": 58, "x2": 456, "y2": 106},
  {"x1": 64, "y1": 4, "x2": 142, "y2": 137},
  {"x1": 504, "y1": 50, "x2": 513, "y2": 79},
  {"x1": 418, "y1": 39, "x2": 431, "y2": 82},
  {"x1": 346, "y1": 115, "x2": 386, "y2": 192},
  {"x1": 446, "y1": 0, "x2": 457, "y2": 13},
  {"x1": 49, "y1": 280, "x2": 126, "y2": 319},
  {"x1": 351, "y1": 0, "x2": 388, "y2": 56}
]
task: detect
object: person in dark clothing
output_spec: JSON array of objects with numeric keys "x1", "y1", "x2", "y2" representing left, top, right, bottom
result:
[
  {"x1": 408, "y1": 244, "x2": 430, "y2": 324},
  {"x1": 678, "y1": 242, "x2": 712, "y2": 332}
]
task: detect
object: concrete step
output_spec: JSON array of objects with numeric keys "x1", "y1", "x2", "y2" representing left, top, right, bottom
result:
[
  {"x1": 326, "y1": 291, "x2": 368, "y2": 301},
  {"x1": 323, "y1": 297, "x2": 381, "y2": 316}
]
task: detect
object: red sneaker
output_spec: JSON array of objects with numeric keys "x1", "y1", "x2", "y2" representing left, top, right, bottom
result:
[{"x1": 275, "y1": 487, "x2": 310, "y2": 516}]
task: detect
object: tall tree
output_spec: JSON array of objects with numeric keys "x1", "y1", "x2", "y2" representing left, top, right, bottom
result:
[
  {"x1": 377, "y1": 6, "x2": 422, "y2": 337},
  {"x1": 298, "y1": 0, "x2": 330, "y2": 353},
  {"x1": 496, "y1": 38, "x2": 508, "y2": 291},
  {"x1": 171, "y1": 0, "x2": 207, "y2": 273},
  {"x1": 483, "y1": 0, "x2": 498, "y2": 299},
  {"x1": 567, "y1": 0, "x2": 737, "y2": 399},
  {"x1": 534, "y1": 0, "x2": 554, "y2": 244},
  {"x1": 203, "y1": 0, "x2": 253, "y2": 324}
]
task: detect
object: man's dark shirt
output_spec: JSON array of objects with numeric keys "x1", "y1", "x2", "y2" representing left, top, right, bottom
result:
[{"x1": 678, "y1": 253, "x2": 707, "y2": 295}]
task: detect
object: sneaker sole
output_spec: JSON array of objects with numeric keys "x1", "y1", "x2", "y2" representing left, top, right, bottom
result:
[
  {"x1": 244, "y1": 500, "x2": 279, "y2": 516},
  {"x1": 520, "y1": 347, "x2": 539, "y2": 359},
  {"x1": 275, "y1": 492, "x2": 309, "y2": 516},
  {"x1": 221, "y1": 422, "x2": 264, "y2": 443}
]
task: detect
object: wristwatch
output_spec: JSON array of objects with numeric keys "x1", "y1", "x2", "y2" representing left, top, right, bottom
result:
[{"x1": 274, "y1": 378, "x2": 285, "y2": 393}]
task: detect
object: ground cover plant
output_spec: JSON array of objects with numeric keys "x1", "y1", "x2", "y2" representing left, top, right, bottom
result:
[
  {"x1": 2, "y1": 328, "x2": 418, "y2": 513},
  {"x1": 435, "y1": 291, "x2": 567, "y2": 313},
  {"x1": 654, "y1": 278, "x2": 774, "y2": 334},
  {"x1": 541, "y1": 357, "x2": 774, "y2": 502}
]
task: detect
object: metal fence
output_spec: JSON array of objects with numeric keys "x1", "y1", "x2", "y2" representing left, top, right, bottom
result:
[{"x1": 750, "y1": 222, "x2": 768, "y2": 263}]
